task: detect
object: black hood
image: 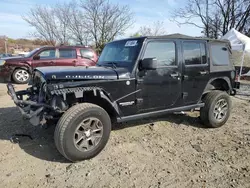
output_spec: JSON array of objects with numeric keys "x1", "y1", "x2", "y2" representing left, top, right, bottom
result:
[{"x1": 35, "y1": 66, "x2": 130, "y2": 81}]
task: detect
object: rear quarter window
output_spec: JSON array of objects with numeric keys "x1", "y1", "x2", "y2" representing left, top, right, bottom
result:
[{"x1": 210, "y1": 44, "x2": 230, "y2": 66}]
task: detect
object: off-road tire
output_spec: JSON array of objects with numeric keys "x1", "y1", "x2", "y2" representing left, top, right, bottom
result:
[
  {"x1": 54, "y1": 103, "x2": 111, "y2": 162},
  {"x1": 200, "y1": 91, "x2": 232, "y2": 128},
  {"x1": 12, "y1": 68, "x2": 30, "y2": 84}
]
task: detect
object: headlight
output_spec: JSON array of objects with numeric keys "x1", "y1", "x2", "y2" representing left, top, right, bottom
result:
[{"x1": 0, "y1": 60, "x2": 6, "y2": 65}]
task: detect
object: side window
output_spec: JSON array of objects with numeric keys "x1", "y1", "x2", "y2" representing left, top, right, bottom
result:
[
  {"x1": 143, "y1": 41, "x2": 176, "y2": 67},
  {"x1": 38, "y1": 49, "x2": 56, "y2": 59},
  {"x1": 80, "y1": 49, "x2": 94, "y2": 59},
  {"x1": 210, "y1": 44, "x2": 230, "y2": 66},
  {"x1": 183, "y1": 42, "x2": 207, "y2": 65},
  {"x1": 59, "y1": 49, "x2": 76, "y2": 58}
]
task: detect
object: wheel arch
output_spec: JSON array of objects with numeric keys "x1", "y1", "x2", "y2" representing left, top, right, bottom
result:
[
  {"x1": 13, "y1": 64, "x2": 32, "y2": 72},
  {"x1": 11, "y1": 65, "x2": 32, "y2": 77},
  {"x1": 202, "y1": 77, "x2": 232, "y2": 96},
  {"x1": 52, "y1": 87, "x2": 122, "y2": 121},
  {"x1": 76, "y1": 88, "x2": 121, "y2": 121}
]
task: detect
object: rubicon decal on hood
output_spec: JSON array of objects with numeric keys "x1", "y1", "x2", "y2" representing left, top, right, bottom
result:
[
  {"x1": 65, "y1": 75, "x2": 105, "y2": 79},
  {"x1": 35, "y1": 66, "x2": 131, "y2": 80}
]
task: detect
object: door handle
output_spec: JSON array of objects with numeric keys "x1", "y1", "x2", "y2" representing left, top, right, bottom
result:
[
  {"x1": 183, "y1": 75, "x2": 189, "y2": 80},
  {"x1": 200, "y1": 70, "x2": 208, "y2": 75},
  {"x1": 170, "y1": 73, "x2": 179, "y2": 78},
  {"x1": 170, "y1": 72, "x2": 181, "y2": 80}
]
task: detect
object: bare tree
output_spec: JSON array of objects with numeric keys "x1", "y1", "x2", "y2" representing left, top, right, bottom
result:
[
  {"x1": 23, "y1": 2, "x2": 74, "y2": 45},
  {"x1": 54, "y1": 2, "x2": 73, "y2": 45},
  {"x1": 171, "y1": 0, "x2": 212, "y2": 37},
  {"x1": 23, "y1": 5, "x2": 58, "y2": 45},
  {"x1": 215, "y1": 0, "x2": 250, "y2": 35},
  {"x1": 137, "y1": 21, "x2": 167, "y2": 36},
  {"x1": 171, "y1": 0, "x2": 250, "y2": 38},
  {"x1": 24, "y1": 0, "x2": 133, "y2": 48},
  {"x1": 245, "y1": 27, "x2": 250, "y2": 37},
  {"x1": 67, "y1": 2, "x2": 91, "y2": 45},
  {"x1": 80, "y1": 0, "x2": 134, "y2": 52}
]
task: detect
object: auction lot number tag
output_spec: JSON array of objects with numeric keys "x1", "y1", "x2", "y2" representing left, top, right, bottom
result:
[{"x1": 125, "y1": 40, "x2": 138, "y2": 47}]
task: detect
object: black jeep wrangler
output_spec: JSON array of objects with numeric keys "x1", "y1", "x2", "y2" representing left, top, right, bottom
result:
[{"x1": 7, "y1": 34, "x2": 240, "y2": 162}]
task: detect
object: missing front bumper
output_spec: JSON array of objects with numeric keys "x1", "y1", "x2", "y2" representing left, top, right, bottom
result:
[{"x1": 7, "y1": 83, "x2": 52, "y2": 125}]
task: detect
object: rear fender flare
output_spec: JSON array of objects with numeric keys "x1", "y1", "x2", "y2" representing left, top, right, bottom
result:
[{"x1": 203, "y1": 77, "x2": 232, "y2": 95}]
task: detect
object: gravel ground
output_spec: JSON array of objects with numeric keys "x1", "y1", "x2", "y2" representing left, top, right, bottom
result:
[
  {"x1": 235, "y1": 83, "x2": 250, "y2": 100},
  {"x1": 0, "y1": 83, "x2": 249, "y2": 188}
]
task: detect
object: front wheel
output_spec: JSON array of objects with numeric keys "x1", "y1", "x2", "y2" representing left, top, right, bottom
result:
[
  {"x1": 12, "y1": 68, "x2": 30, "y2": 84},
  {"x1": 54, "y1": 103, "x2": 111, "y2": 162},
  {"x1": 200, "y1": 91, "x2": 232, "y2": 128}
]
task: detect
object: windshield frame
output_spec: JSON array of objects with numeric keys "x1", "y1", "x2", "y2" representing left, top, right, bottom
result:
[{"x1": 97, "y1": 38, "x2": 145, "y2": 72}]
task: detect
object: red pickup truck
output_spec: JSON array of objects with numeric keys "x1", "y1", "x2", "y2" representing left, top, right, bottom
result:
[{"x1": 0, "y1": 46, "x2": 98, "y2": 84}]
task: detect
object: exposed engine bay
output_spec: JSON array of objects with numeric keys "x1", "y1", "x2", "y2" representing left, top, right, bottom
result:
[{"x1": 7, "y1": 72, "x2": 68, "y2": 126}]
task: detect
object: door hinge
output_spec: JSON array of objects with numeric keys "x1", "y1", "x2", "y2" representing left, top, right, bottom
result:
[
  {"x1": 182, "y1": 92, "x2": 188, "y2": 99},
  {"x1": 136, "y1": 98, "x2": 143, "y2": 104}
]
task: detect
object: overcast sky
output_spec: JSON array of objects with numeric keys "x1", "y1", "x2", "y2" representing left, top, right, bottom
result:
[{"x1": 0, "y1": 0, "x2": 202, "y2": 39}]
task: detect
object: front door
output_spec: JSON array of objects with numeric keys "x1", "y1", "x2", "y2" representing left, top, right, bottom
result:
[
  {"x1": 32, "y1": 48, "x2": 57, "y2": 68},
  {"x1": 136, "y1": 40, "x2": 182, "y2": 113},
  {"x1": 181, "y1": 41, "x2": 210, "y2": 104}
]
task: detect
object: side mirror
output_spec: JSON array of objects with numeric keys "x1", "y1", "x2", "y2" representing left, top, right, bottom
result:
[
  {"x1": 33, "y1": 55, "x2": 40, "y2": 60},
  {"x1": 141, "y1": 58, "x2": 157, "y2": 70}
]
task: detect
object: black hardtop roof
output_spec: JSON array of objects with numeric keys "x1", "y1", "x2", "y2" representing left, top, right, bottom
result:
[{"x1": 120, "y1": 33, "x2": 229, "y2": 43}]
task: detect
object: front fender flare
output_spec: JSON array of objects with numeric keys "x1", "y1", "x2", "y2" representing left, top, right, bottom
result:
[
  {"x1": 50, "y1": 86, "x2": 121, "y2": 117},
  {"x1": 98, "y1": 89, "x2": 121, "y2": 117}
]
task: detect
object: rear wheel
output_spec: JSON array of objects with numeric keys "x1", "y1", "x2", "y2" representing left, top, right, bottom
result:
[
  {"x1": 200, "y1": 91, "x2": 232, "y2": 128},
  {"x1": 54, "y1": 103, "x2": 111, "y2": 162},
  {"x1": 12, "y1": 68, "x2": 30, "y2": 84}
]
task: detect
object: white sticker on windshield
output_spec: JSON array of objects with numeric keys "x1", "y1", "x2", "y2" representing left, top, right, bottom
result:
[{"x1": 125, "y1": 40, "x2": 138, "y2": 47}]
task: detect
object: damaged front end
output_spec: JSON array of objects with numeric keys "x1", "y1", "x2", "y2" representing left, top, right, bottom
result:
[{"x1": 7, "y1": 74, "x2": 67, "y2": 126}]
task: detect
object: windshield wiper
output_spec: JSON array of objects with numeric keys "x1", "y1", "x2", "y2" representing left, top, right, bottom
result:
[
  {"x1": 106, "y1": 62, "x2": 117, "y2": 69},
  {"x1": 81, "y1": 56, "x2": 96, "y2": 65}
]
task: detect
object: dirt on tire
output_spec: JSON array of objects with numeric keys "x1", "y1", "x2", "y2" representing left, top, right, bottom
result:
[{"x1": 0, "y1": 83, "x2": 249, "y2": 188}]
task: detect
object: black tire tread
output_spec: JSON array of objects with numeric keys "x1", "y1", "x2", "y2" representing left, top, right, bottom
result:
[
  {"x1": 54, "y1": 103, "x2": 109, "y2": 161},
  {"x1": 200, "y1": 91, "x2": 221, "y2": 124},
  {"x1": 200, "y1": 91, "x2": 231, "y2": 128}
]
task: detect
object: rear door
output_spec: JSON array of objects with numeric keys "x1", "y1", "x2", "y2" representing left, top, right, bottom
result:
[
  {"x1": 182, "y1": 41, "x2": 210, "y2": 104},
  {"x1": 32, "y1": 48, "x2": 57, "y2": 68},
  {"x1": 56, "y1": 48, "x2": 78, "y2": 66}
]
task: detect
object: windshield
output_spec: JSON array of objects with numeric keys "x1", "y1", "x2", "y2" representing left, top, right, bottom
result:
[
  {"x1": 97, "y1": 38, "x2": 144, "y2": 71},
  {"x1": 24, "y1": 48, "x2": 41, "y2": 58}
]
